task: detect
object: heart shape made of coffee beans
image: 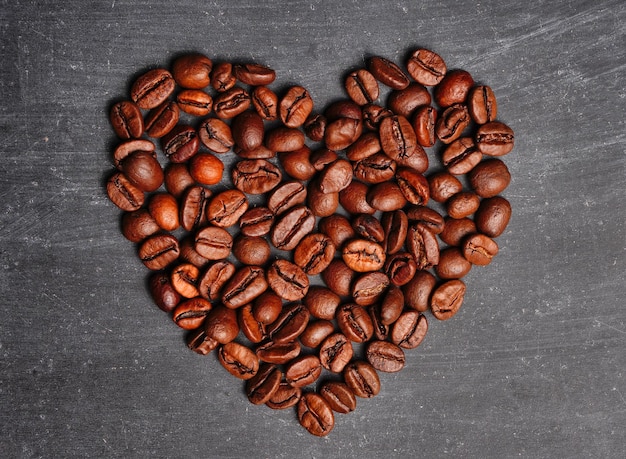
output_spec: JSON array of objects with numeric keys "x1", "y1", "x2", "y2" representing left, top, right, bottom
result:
[{"x1": 106, "y1": 49, "x2": 514, "y2": 437}]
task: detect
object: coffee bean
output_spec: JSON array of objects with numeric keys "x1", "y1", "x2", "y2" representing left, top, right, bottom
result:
[
  {"x1": 299, "y1": 320, "x2": 335, "y2": 349},
  {"x1": 352, "y1": 214, "x2": 385, "y2": 243},
  {"x1": 148, "y1": 192, "x2": 179, "y2": 232},
  {"x1": 446, "y1": 191, "x2": 481, "y2": 219},
  {"x1": 336, "y1": 303, "x2": 374, "y2": 343},
  {"x1": 113, "y1": 139, "x2": 156, "y2": 169},
  {"x1": 210, "y1": 62, "x2": 236, "y2": 92},
  {"x1": 130, "y1": 68, "x2": 175, "y2": 109},
  {"x1": 110, "y1": 100, "x2": 144, "y2": 139},
  {"x1": 387, "y1": 82, "x2": 431, "y2": 118},
  {"x1": 369, "y1": 304, "x2": 389, "y2": 341},
  {"x1": 198, "y1": 117, "x2": 235, "y2": 154},
  {"x1": 434, "y1": 69, "x2": 474, "y2": 108},
  {"x1": 319, "y1": 381, "x2": 357, "y2": 414},
  {"x1": 186, "y1": 328, "x2": 218, "y2": 355},
  {"x1": 194, "y1": 226, "x2": 233, "y2": 261},
  {"x1": 278, "y1": 146, "x2": 316, "y2": 181},
  {"x1": 233, "y1": 63, "x2": 276, "y2": 86},
  {"x1": 430, "y1": 279, "x2": 466, "y2": 320},
  {"x1": 436, "y1": 247, "x2": 472, "y2": 279},
  {"x1": 303, "y1": 286, "x2": 341, "y2": 320},
  {"x1": 179, "y1": 186, "x2": 211, "y2": 231},
  {"x1": 266, "y1": 383, "x2": 301, "y2": 410},
  {"x1": 164, "y1": 163, "x2": 195, "y2": 199},
  {"x1": 297, "y1": 392, "x2": 335, "y2": 437},
  {"x1": 402, "y1": 270, "x2": 436, "y2": 312},
  {"x1": 318, "y1": 214, "x2": 356, "y2": 250},
  {"x1": 406, "y1": 223, "x2": 439, "y2": 270},
  {"x1": 170, "y1": 263, "x2": 200, "y2": 298},
  {"x1": 379, "y1": 115, "x2": 427, "y2": 173},
  {"x1": 280, "y1": 85, "x2": 314, "y2": 128},
  {"x1": 368, "y1": 56, "x2": 410, "y2": 90},
  {"x1": 405, "y1": 205, "x2": 445, "y2": 234},
  {"x1": 324, "y1": 116, "x2": 362, "y2": 151},
  {"x1": 342, "y1": 239, "x2": 386, "y2": 273},
  {"x1": 251, "y1": 85, "x2": 279, "y2": 121},
  {"x1": 204, "y1": 305, "x2": 239, "y2": 344},
  {"x1": 353, "y1": 152, "x2": 397, "y2": 185},
  {"x1": 144, "y1": 100, "x2": 180, "y2": 138},
  {"x1": 396, "y1": 167, "x2": 430, "y2": 205},
  {"x1": 162, "y1": 124, "x2": 200, "y2": 163},
  {"x1": 232, "y1": 159, "x2": 282, "y2": 195},
  {"x1": 270, "y1": 205, "x2": 315, "y2": 251},
  {"x1": 343, "y1": 361, "x2": 381, "y2": 398},
  {"x1": 139, "y1": 233, "x2": 180, "y2": 270},
  {"x1": 214, "y1": 86, "x2": 251, "y2": 119},
  {"x1": 252, "y1": 291, "x2": 283, "y2": 325},
  {"x1": 435, "y1": 103, "x2": 471, "y2": 145},
  {"x1": 379, "y1": 285, "x2": 404, "y2": 325},
  {"x1": 238, "y1": 303, "x2": 267, "y2": 343},
  {"x1": 120, "y1": 151, "x2": 163, "y2": 192},
  {"x1": 256, "y1": 340, "x2": 302, "y2": 365},
  {"x1": 462, "y1": 233, "x2": 499, "y2": 266},
  {"x1": 440, "y1": 217, "x2": 477, "y2": 246},
  {"x1": 339, "y1": 181, "x2": 377, "y2": 215},
  {"x1": 231, "y1": 110, "x2": 265, "y2": 151},
  {"x1": 475, "y1": 121, "x2": 515, "y2": 156},
  {"x1": 475, "y1": 196, "x2": 511, "y2": 237},
  {"x1": 239, "y1": 206, "x2": 275, "y2": 237},
  {"x1": 172, "y1": 297, "x2": 212, "y2": 330},
  {"x1": 366, "y1": 340, "x2": 406, "y2": 372},
  {"x1": 384, "y1": 251, "x2": 417, "y2": 287},
  {"x1": 267, "y1": 181, "x2": 307, "y2": 215},
  {"x1": 381, "y1": 209, "x2": 408, "y2": 254},
  {"x1": 266, "y1": 302, "x2": 310, "y2": 344},
  {"x1": 390, "y1": 311, "x2": 428, "y2": 349},
  {"x1": 197, "y1": 260, "x2": 236, "y2": 302},
  {"x1": 172, "y1": 53, "x2": 213, "y2": 89},
  {"x1": 293, "y1": 233, "x2": 336, "y2": 275},
  {"x1": 121, "y1": 209, "x2": 160, "y2": 243},
  {"x1": 179, "y1": 236, "x2": 211, "y2": 268},
  {"x1": 412, "y1": 105, "x2": 437, "y2": 147},
  {"x1": 427, "y1": 170, "x2": 463, "y2": 203},
  {"x1": 267, "y1": 259, "x2": 309, "y2": 301},
  {"x1": 218, "y1": 342, "x2": 259, "y2": 380},
  {"x1": 206, "y1": 189, "x2": 248, "y2": 228},
  {"x1": 345, "y1": 69, "x2": 380, "y2": 105},
  {"x1": 149, "y1": 271, "x2": 181, "y2": 313},
  {"x1": 319, "y1": 332, "x2": 353, "y2": 373},
  {"x1": 221, "y1": 265, "x2": 268, "y2": 309},
  {"x1": 366, "y1": 181, "x2": 408, "y2": 212},
  {"x1": 246, "y1": 363, "x2": 282, "y2": 405},
  {"x1": 285, "y1": 355, "x2": 322, "y2": 388},
  {"x1": 352, "y1": 271, "x2": 390, "y2": 306},
  {"x1": 232, "y1": 235, "x2": 271, "y2": 266},
  {"x1": 303, "y1": 113, "x2": 327, "y2": 142},
  {"x1": 317, "y1": 159, "x2": 353, "y2": 194},
  {"x1": 176, "y1": 89, "x2": 213, "y2": 117},
  {"x1": 188, "y1": 151, "x2": 226, "y2": 186},
  {"x1": 442, "y1": 137, "x2": 483, "y2": 175},
  {"x1": 406, "y1": 48, "x2": 447, "y2": 86},
  {"x1": 468, "y1": 158, "x2": 511, "y2": 198},
  {"x1": 468, "y1": 85, "x2": 498, "y2": 124}
]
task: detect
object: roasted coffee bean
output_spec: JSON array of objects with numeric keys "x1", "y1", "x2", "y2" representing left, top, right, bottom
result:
[
  {"x1": 318, "y1": 214, "x2": 356, "y2": 249},
  {"x1": 194, "y1": 226, "x2": 233, "y2": 260},
  {"x1": 214, "y1": 86, "x2": 250, "y2": 119},
  {"x1": 346, "y1": 132, "x2": 381, "y2": 162},
  {"x1": 303, "y1": 286, "x2": 341, "y2": 320},
  {"x1": 431, "y1": 279, "x2": 466, "y2": 320},
  {"x1": 231, "y1": 110, "x2": 265, "y2": 151},
  {"x1": 319, "y1": 332, "x2": 353, "y2": 373},
  {"x1": 379, "y1": 115, "x2": 427, "y2": 173},
  {"x1": 353, "y1": 152, "x2": 397, "y2": 185},
  {"x1": 379, "y1": 285, "x2": 404, "y2": 325},
  {"x1": 266, "y1": 382, "x2": 302, "y2": 410},
  {"x1": 148, "y1": 193, "x2": 179, "y2": 232},
  {"x1": 406, "y1": 48, "x2": 447, "y2": 86},
  {"x1": 113, "y1": 139, "x2": 156, "y2": 169},
  {"x1": 218, "y1": 342, "x2": 259, "y2": 380},
  {"x1": 172, "y1": 53, "x2": 213, "y2": 89},
  {"x1": 339, "y1": 181, "x2": 377, "y2": 215},
  {"x1": 362, "y1": 103, "x2": 393, "y2": 130},
  {"x1": 351, "y1": 272, "x2": 389, "y2": 306},
  {"x1": 180, "y1": 186, "x2": 211, "y2": 231},
  {"x1": 172, "y1": 297, "x2": 212, "y2": 330},
  {"x1": 381, "y1": 209, "x2": 409, "y2": 254},
  {"x1": 267, "y1": 181, "x2": 307, "y2": 215},
  {"x1": 475, "y1": 121, "x2": 515, "y2": 156},
  {"x1": 319, "y1": 381, "x2": 357, "y2": 414},
  {"x1": 266, "y1": 126, "x2": 306, "y2": 152},
  {"x1": 233, "y1": 63, "x2": 276, "y2": 86},
  {"x1": 462, "y1": 233, "x2": 499, "y2": 266},
  {"x1": 149, "y1": 271, "x2": 181, "y2": 313},
  {"x1": 387, "y1": 83, "x2": 431, "y2": 118},
  {"x1": 402, "y1": 269, "x2": 437, "y2": 312},
  {"x1": 121, "y1": 209, "x2": 160, "y2": 243},
  {"x1": 342, "y1": 239, "x2": 386, "y2": 272},
  {"x1": 369, "y1": 303, "x2": 389, "y2": 341},
  {"x1": 396, "y1": 167, "x2": 430, "y2": 205},
  {"x1": 406, "y1": 223, "x2": 439, "y2": 270},
  {"x1": 475, "y1": 196, "x2": 511, "y2": 238},
  {"x1": 324, "y1": 116, "x2": 362, "y2": 151},
  {"x1": 285, "y1": 355, "x2": 322, "y2": 388},
  {"x1": 297, "y1": 392, "x2": 335, "y2": 437},
  {"x1": 299, "y1": 320, "x2": 335, "y2": 349},
  {"x1": 239, "y1": 206, "x2": 274, "y2": 237},
  {"x1": 440, "y1": 217, "x2": 477, "y2": 246},
  {"x1": 293, "y1": 233, "x2": 336, "y2": 275},
  {"x1": 110, "y1": 100, "x2": 144, "y2": 139},
  {"x1": 390, "y1": 311, "x2": 428, "y2": 349},
  {"x1": 468, "y1": 85, "x2": 498, "y2": 124},
  {"x1": 210, "y1": 62, "x2": 236, "y2": 92},
  {"x1": 221, "y1": 265, "x2": 268, "y2": 309},
  {"x1": 435, "y1": 103, "x2": 471, "y2": 145},
  {"x1": 434, "y1": 69, "x2": 474, "y2": 107},
  {"x1": 412, "y1": 105, "x2": 438, "y2": 147},
  {"x1": 267, "y1": 259, "x2": 310, "y2": 301},
  {"x1": 436, "y1": 247, "x2": 472, "y2": 279},
  {"x1": 197, "y1": 260, "x2": 236, "y2": 301},
  {"x1": 171, "y1": 263, "x2": 200, "y2": 298},
  {"x1": 144, "y1": 100, "x2": 180, "y2": 138},
  {"x1": 179, "y1": 236, "x2": 210, "y2": 268},
  {"x1": 468, "y1": 158, "x2": 511, "y2": 198},
  {"x1": 278, "y1": 146, "x2": 316, "y2": 181},
  {"x1": 343, "y1": 361, "x2": 380, "y2": 398},
  {"x1": 206, "y1": 189, "x2": 248, "y2": 228},
  {"x1": 325, "y1": 98, "x2": 364, "y2": 121},
  {"x1": 176, "y1": 89, "x2": 213, "y2": 117},
  {"x1": 352, "y1": 214, "x2": 385, "y2": 243},
  {"x1": 232, "y1": 159, "x2": 282, "y2": 195},
  {"x1": 266, "y1": 302, "x2": 310, "y2": 343},
  {"x1": 130, "y1": 68, "x2": 175, "y2": 109},
  {"x1": 204, "y1": 304, "x2": 239, "y2": 344},
  {"x1": 139, "y1": 233, "x2": 179, "y2": 270},
  {"x1": 303, "y1": 114, "x2": 327, "y2": 142},
  {"x1": 238, "y1": 303, "x2": 267, "y2": 343},
  {"x1": 164, "y1": 163, "x2": 195, "y2": 199},
  {"x1": 120, "y1": 151, "x2": 163, "y2": 192},
  {"x1": 366, "y1": 181, "x2": 408, "y2": 212},
  {"x1": 311, "y1": 148, "x2": 339, "y2": 171},
  {"x1": 256, "y1": 340, "x2": 301, "y2": 365},
  {"x1": 317, "y1": 159, "x2": 353, "y2": 194},
  {"x1": 235, "y1": 144, "x2": 275, "y2": 159},
  {"x1": 443, "y1": 137, "x2": 483, "y2": 175},
  {"x1": 345, "y1": 69, "x2": 380, "y2": 105},
  {"x1": 252, "y1": 291, "x2": 283, "y2": 325},
  {"x1": 186, "y1": 328, "x2": 218, "y2": 355},
  {"x1": 366, "y1": 340, "x2": 405, "y2": 372},
  {"x1": 270, "y1": 205, "x2": 316, "y2": 251},
  {"x1": 232, "y1": 235, "x2": 271, "y2": 266},
  {"x1": 307, "y1": 181, "x2": 338, "y2": 216},
  {"x1": 428, "y1": 170, "x2": 463, "y2": 203},
  {"x1": 336, "y1": 303, "x2": 374, "y2": 343},
  {"x1": 384, "y1": 252, "x2": 417, "y2": 287},
  {"x1": 198, "y1": 117, "x2": 235, "y2": 154},
  {"x1": 368, "y1": 56, "x2": 410, "y2": 90},
  {"x1": 251, "y1": 85, "x2": 279, "y2": 121},
  {"x1": 162, "y1": 124, "x2": 201, "y2": 163},
  {"x1": 405, "y1": 205, "x2": 445, "y2": 234},
  {"x1": 280, "y1": 85, "x2": 314, "y2": 128},
  {"x1": 246, "y1": 363, "x2": 282, "y2": 405},
  {"x1": 446, "y1": 191, "x2": 481, "y2": 219},
  {"x1": 321, "y1": 259, "x2": 357, "y2": 298}
]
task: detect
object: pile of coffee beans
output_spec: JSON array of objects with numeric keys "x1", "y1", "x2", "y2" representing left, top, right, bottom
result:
[{"x1": 106, "y1": 49, "x2": 514, "y2": 437}]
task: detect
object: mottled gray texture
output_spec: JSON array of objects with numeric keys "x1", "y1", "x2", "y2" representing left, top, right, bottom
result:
[{"x1": 1, "y1": 0, "x2": 624, "y2": 457}]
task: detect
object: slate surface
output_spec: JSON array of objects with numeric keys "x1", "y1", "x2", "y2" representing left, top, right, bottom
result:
[{"x1": 1, "y1": 0, "x2": 624, "y2": 457}]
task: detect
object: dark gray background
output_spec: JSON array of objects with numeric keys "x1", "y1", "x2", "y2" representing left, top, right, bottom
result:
[{"x1": 1, "y1": 0, "x2": 624, "y2": 457}]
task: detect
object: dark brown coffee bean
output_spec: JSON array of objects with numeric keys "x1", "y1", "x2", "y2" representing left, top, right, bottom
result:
[
  {"x1": 144, "y1": 100, "x2": 180, "y2": 138},
  {"x1": 231, "y1": 110, "x2": 265, "y2": 151},
  {"x1": 130, "y1": 68, "x2": 175, "y2": 109},
  {"x1": 121, "y1": 209, "x2": 160, "y2": 243},
  {"x1": 343, "y1": 361, "x2": 380, "y2": 398},
  {"x1": 405, "y1": 205, "x2": 445, "y2": 234},
  {"x1": 406, "y1": 223, "x2": 439, "y2": 270},
  {"x1": 246, "y1": 364, "x2": 282, "y2": 405},
  {"x1": 297, "y1": 392, "x2": 335, "y2": 437},
  {"x1": 218, "y1": 342, "x2": 259, "y2": 380},
  {"x1": 336, "y1": 303, "x2": 374, "y2": 343},
  {"x1": 198, "y1": 117, "x2": 235, "y2": 154},
  {"x1": 346, "y1": 132, "x2": 381, "y2": 162},
  {"x1": 352, "y1": 214, "x2": 385, "y2": 243},
  {"x1": 256, "y1": 340, "x2": 301, "y2": 365},
  {"x1": 164, "y1": 163, "x2": 195, "y2": 199},
  {"x1": 267, "y1": 259, "x2": 310, "y2": 301},
  {"x1": 366, "y1": 181, "x2": 408, "y2": 212},
  {"x1": 238, "y1": 303, "x2": 267, "y2": 343},
  {"x1": 110, "y1": 100, "x2": 144, "y2": 139},
  {"x1": 310, "y1": 147, "x2": 340, "y2": 171},
  {"x1": 270, "y1": 205, "x2": 316, "y2": 251},
  {"x1": 149, "y1": 271, "x2": 181, "y2": 313},
  {"x1": 353, "y1": 152, "x2": 397, "y2": 185},
  {"x1": 368, "y1": 56, "x2": 410, "y2": 90},
  {"x1": 120, "y1": 151, "x2": 163, "y2": 192},
  {"x1": 179, "y1": 186, "x2": 211, "y2": 231},
  {"x1": 285, "y1": 355, "x2": 322, "y2": 388},
  {"x1": 462, "y1": 233, "x2": 499, "y2": 266},
  {"x1": 232, "y1": 235, "x2": 271, "y2": 266},
  {"x1": 402, "y1": 269, "x2": 437, "y2": 313},
  {"x1": 351, "y1": 272, "x2": 389, "y2": 306},
  {"x1": 176, "y1": 89, "x2": 213, "y2": 117},
  {"x1": 384, "y1": 252, "x2": 417, "y2": 287},
  {"x1": 303, "y1": 286, "x2": 341, "y2": 320},
  {"x1": 318, "y1": 332, "x2": 353, "y2": 373},
  {"x1": 172, "y1": 297, "x2": 213, "y2": 330},
  {"x1": 321, "y1": 259, "x2": 356, "y2": 298},
  {"x1": 278, "y1": 146, "x2": 316, "y2": 181},
  {"x1": 204, "y1": 304, "x2": 239, "y2": 344},
  {"x1": 239, "y1": 206, "x2": 274, "y2": 237},
  {"x1": 194, "y1": 226, "x2": 233, "y2": 261},
  {"x1": 232, "y1": 159, "x2": 282, "y2": 195},
  {"x1": 379, "y1": 115, "x2": 428, "y2": 173},
  {"x1": 251, "y1": 85, "x2": 279, "y2": 121},
  {"x1": 396, "y1": 167, "x2": 430, "y2": 205},
  {"x1": 475, "y1": 121, "x2": 515, "y2": 156},
  {"x1": 267, "y1": 181, "x2": 307, "y2": 215},
  {"x1": 324, "y1": 116, "x2": 362, "y2": 151},
  {"x1": 319, "y1": 381, "x2": 356, "y2": 414},
  {"x1": 280, "y1": 85, "x2": 314, "y2": 128},
  {"x1": 475, "y1": 196, "x2": 511, "y2": 238},
  {"x1": 172, "y1": 53, "x2": 213, "y2": 89},
  {"x1": 148, "y1": 193, "x2": 179, "y2": 232},
  {"x1": 428, "y1": 171, "x2": 463, "y2": 203},
  {"x1": 197, "y1": 260, "x2": 236, "y2": 302},
  {"x1": 299, "y1": 320, "x2": 335, "y2": 348},
  {"x1": 440, "y1": 217, "x2": 477, "y2": 246},
  {"x1": 434, "y1": 69, "x2": 474, "y2": 107},
  {"x1": 303, "y1": 113, "x2": 327, "y2": 142},
  {"x1": 381, "y1": 210, "x2": 408, "y2": 254},
  {"x1": 339, "y1": 181, "x2": 377, "y2": 215},
  {"x1": 362, "y1": 103, "x2": 393, "y2": 130},
  {"x1": 206, "y1": 189, "x2": 248, "y2": 228},
  {"x1": 233, "y1": 63, "x2": 276, "y2": 86},
  {"x1": 345, "y1": 69, "x2": 380, "y2": 105},
  {"x1": 252, "y1": 291, "x2": 283, "y2": 325},
  {"x1": 317, "y1": 159, "x2": 353, "y2": 194},
  {"x1": 366, "y1": 340, "x2": 405, "y2": 372},
  {"x1": 435, "y1": 103, "x2": 471, "y2": 145},
  {"x1": 139, "y1": 233, "x2": 179, "y2": 270},
  {"x1": 412, "y1": 105, "x2": 438, "y2": 147},
  {"x1": 266, "y1": 303, "x2": 310, "y2": 344},
  {"x1": 387, "y1": 83, "x2": 431, "y2": 118},
  {"x1": 210, "y1": 62, "x2": 236, "y2": 92},
  {"x1": 443, "y1": 137, "x2": 483, "y2": 175},
  {"x1": 179, "y1": 236, "x2": 210, "y2": 268},
  {"x1": 186, "y1": 328, "x2": 218, "y2": 355},
  {"x1": 170, "y1": 263, "x2": 200, "y2": 298},
  {"x1": 162, "y1": 124, "x2": 200, "y2": 163},
  {"x1": 213, "y1": 86, "x2": 250, "y2": 119},
  {"x1": 406, "y1": 48, "x2": 447, "y2": 86},
  {"x1": 431, "y1": 279, "x2": 466, "y2": 320},
  {"x1": 446, "y1": 191, "x2": 481, "y2": 219},
  {"x1": 113, "y1": 139, "x2": 156, "y2": 169},
  {"x1": 307, "y1": 180, "x2": 339, "y2": 217},
  {"x1": 468, "y1": 158, "x2": 511, "y2": 198},
  {"x1": 318, "y1": 214, "x2": 355, "y2": 250},
  {"x1": 266, "y1": 383, "x2": 301, "y2": 410},
  {"x1": 379, "y1": 285, "x2": 404, "y2": 325},
  {"x1": 342, "y1": 239, "x2": 386, "y2": 272},
  {"x1": 221, "y1": 265, "x2": 268, "y2": 309},
  {"x1": 468, "y1": 85, "x2": 498, "y2": 124},
  {"x1": 436, "y1": 247, "x2": 472, "y2": 279},
  {"x1": 390, "y1": 311, "x2": 428, "y2": 349},
  {"x1": 293, "y1": 233, "x2": 336, "y2": 275}
]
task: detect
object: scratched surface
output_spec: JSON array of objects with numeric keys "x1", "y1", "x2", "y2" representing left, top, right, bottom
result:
[{"x1": 1, "y1": 0, "x2": 625, "y2": 457}]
